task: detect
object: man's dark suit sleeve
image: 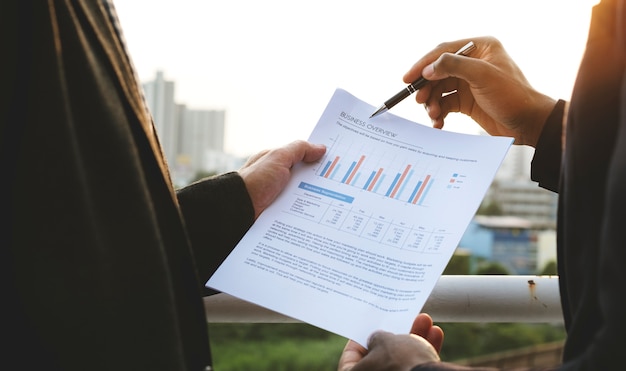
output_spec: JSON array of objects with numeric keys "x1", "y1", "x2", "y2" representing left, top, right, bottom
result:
[
  {"x1": 177, "y1": 173, "x2": 255, "y2": 294},
  {"x1": 530, "y1": 100, "x2": 566, "y2": 193}
]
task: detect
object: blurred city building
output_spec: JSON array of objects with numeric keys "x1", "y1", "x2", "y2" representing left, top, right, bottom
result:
[
  {"x1": 488, "y1": 144, "x2": 558, "y2": 229},
  {"x1": 142, "y1": 71, "x2": 245, "y2": 186},
  {"x1": 455, "y1": 142, "x2": 558, "y2": 275},
  {"x1": 458, "y1": 215, "x2": 556, "y2": 275}
]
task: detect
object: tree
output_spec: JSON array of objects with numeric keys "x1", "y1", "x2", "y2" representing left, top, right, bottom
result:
[
  {"x1": 443, "y1": 252, "x2": 471, "y2": 275},
  {"x1": 475, "y1": 261, "x2": 510, "y2": 275},
  {"x1": 477, "y1": 200, "x2": 503, "y2": 215},
  {"x1": 539, "y1": 260, "x2": 558, "y2": 275}
]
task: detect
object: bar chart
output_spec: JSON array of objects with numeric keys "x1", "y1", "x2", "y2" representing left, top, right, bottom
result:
[{"x1": 316, "y1": 135, "x2": 465, "y2": 207}]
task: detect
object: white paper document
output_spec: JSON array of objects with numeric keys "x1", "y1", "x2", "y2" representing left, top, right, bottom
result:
[{"x1": 207, "y1": 88, "x2": 513, "y2": 346}]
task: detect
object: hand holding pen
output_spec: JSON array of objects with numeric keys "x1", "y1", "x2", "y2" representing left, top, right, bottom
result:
[
  {"x1": 388, "y1": 36, "x2": 558, "y2": 147},
  {"x1": 370, "y1": 41, "x2": 476, "y2": 118}
]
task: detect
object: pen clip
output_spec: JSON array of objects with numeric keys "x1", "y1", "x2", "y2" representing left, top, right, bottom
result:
[{"x1": 456, "y1": 41, "x2": 476, "y2": 56}]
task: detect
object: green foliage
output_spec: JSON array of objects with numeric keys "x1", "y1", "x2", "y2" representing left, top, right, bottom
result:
[
  {"x1": 475, "y1": 261, "x2": 510, "y2": 275},
  {"x1": 208, "y1": 322, "x2": 566, "y2": 370},
  {"x1": 209, "y1": 323, "x2": 346, "y2": 370},
  {"x1": 538, "y1": 260, "x2": 558, "y2": 275},
  {"x1": 443, "y1": 253, "x2": 471, "y2": 275},
  {"x1": 476, "y1": 200, "x2": 503, "y2": 215},
  {"x1": 210, "y1": 323, "x2": 334, "y2": 342},
  {"x1": 438, "y1": 323, "x2": 566, "y2": 361}
]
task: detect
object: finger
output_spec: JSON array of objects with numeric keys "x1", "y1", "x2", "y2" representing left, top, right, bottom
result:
[
  {"x1": 428, "y1": 75, "x2": 464, "y2": 99},
  {"x1": 424, "y1": 92, "x2": 445, "y2": 125},
  {"x1": 422, "y1": 78, "x2": 463, "y2": 123},
  {"x1": 241, "y1": 149, "x2": 270, "y2": 168},
  {"x1": 347, "y1": 332, "x2": 393, "y2": 371},
  {"x1": 301, "y1": 142, "x2": 326, "y2": 163},
  {"x1": 409, "y1": 314, "x2": 443, "y2": 353},
  {"x1": 366, "y1": 330, "x2": 393, "y2": 349},
  {"x1": 427, "y1": 325, "x2": 444, "y2": 354},
  {"x1": 415, "y1": 79, "x2": 454, "y2": 104},
  {"x1": 408, "y1": 333, "x2": 442, "y2": 361},
  {"x1": 337, "y1": 340, "x2": 368, "y2": 371},
  {"x1": 422, "y1": 48, "x2": 488, "y2": 87},
  {"x1": 283, "y1": 140, "x2": 326, "y2": 167},
  {"x1": 438, "y1": 91, "x2": 462, "y2": 117},
  {"x1": 414, "y1": 82, "x2": 434, "y2": 104},
  {"x1": 410, "y1": 313, "x2": 434, "y2": 337},
  {"x1": 428, "y1": 84, "x2": 467, "y2": 121},
  {"x1": 403, "y1": 39, "x2": 475, "y2": 83}
]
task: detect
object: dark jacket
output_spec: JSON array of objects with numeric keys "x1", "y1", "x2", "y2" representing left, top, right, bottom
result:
[
  {"x1": 414, "y1": 0, "x2": 626, "y2": 369},
  {"x1": 2, "y1": 1, "x2": 254, "y2": 370}
]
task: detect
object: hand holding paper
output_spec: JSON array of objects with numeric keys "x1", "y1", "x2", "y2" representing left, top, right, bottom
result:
[{"x1": 207, "y1": 88, "x2": 512, "y2": 346}]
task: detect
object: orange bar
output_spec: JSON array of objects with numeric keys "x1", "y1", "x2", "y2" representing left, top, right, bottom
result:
[
  {"x1": 346, "y1": 155, "x2": 366, "y2": 184},
  {"x1": 324, "y1": 156, "x2": 340, "y2": 178},
  {"x1": 390, "y1": 164, "x2": 411, "y2": 198},
  {"x1": 367, "y1": 168, "x2": 384, "y2": 191}
]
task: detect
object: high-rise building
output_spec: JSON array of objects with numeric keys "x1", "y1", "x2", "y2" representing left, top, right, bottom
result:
[
  {"x1": 486, "y1": 144, "x2": 558, "y2": 229},
  {"x1": 454, "y1": 139, "x2": 558, "y2": 275},
  {"x1": 494, "y1": 144, "x2": 534, "y2": 181},
  {"x1": 142, "y1": 71, "x2": 233, "y2": 186},
  {"x1": 177, "y1": 107, "x2": 226, "y2": 175},
  {"x1": 142, "y1": 70, "x2": 178, "y2": 165}
]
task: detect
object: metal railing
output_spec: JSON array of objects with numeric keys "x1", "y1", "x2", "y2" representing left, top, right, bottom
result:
[{"x1": 204, "y1": 275, "x2": 562, "y2": 323}]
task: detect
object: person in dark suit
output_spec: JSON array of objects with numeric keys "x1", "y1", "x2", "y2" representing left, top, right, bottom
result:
[
  {"x1": 1, "y1": 1, "x2": 327, "y2": 370},
  {"x1": 339, "y1": 0, "x2": 626, "y2": 369}
]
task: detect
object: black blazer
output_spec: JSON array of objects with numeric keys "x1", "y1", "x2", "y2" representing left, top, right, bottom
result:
[
  {"x1": 413, "y1": 0, "x2": 626, "y2": 370},
  {"x1": 2, "y1": 1, "x2": 254, "y2": 370}
]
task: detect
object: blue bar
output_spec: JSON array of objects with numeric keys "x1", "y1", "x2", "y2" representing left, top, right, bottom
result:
[
  {"x1": 353, "y1": 173, "x2": 361, "y2": 186},
  {"x1": 298, "y1": 182, "x2": 355, "y2": 203},
  {"x1": 342, "y1": 161, "x2": 357, "y2": 183},
  {"x1": 330, "y1": 164, "x2": 341, "y2": 180},
  {"x1": 320, "y1": 160, "x2": 332, "y2": 177},
  {"x1": 418, "y1": 179, "x2": 434, "y2": 205},
  {"x1": 386, "y1": 173, "x2": 401, "y2": 197},
  {"x1": 409, "y1": 181, "x2": 423, "y2": 203},
  {"x1": 363, "y1": 170, "x2": 376, "y2": 190}
]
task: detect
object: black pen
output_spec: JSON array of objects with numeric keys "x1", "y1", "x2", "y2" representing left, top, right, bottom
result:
[{"x1": 370, "y1": 41, "x2": 476, "y2": 118}]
